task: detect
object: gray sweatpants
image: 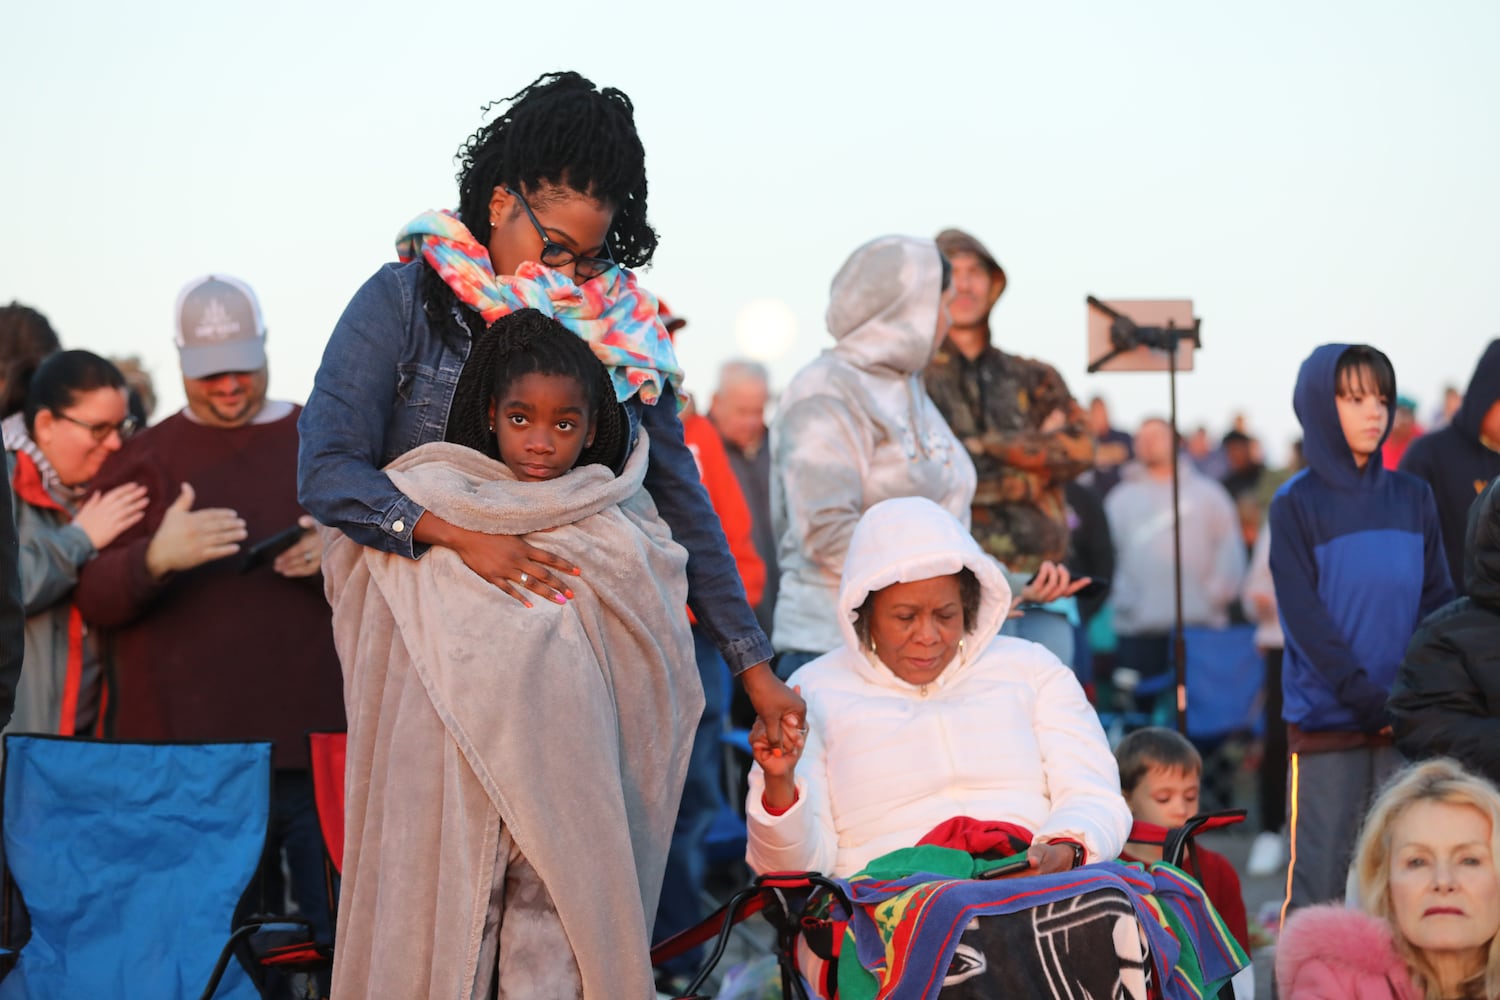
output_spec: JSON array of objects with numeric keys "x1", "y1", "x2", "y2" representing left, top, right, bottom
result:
[{"x1": 1280, "y1": 745, "x2": 1403, "y2": 922}]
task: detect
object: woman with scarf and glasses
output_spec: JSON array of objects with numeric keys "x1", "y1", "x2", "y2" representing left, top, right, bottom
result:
[
  {"x1": 1, "y1": 350, "x2": 145, "y2": 740},
  {"x1": 298, "y1": 71, "x2": 803, "y2": 997}
]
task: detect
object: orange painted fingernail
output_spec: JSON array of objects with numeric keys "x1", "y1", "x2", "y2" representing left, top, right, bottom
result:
[{"x1": 564, "y1": 589, "x2": 575, "y2": 600}]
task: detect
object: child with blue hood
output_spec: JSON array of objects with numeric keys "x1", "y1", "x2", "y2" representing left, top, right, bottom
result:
[{"x1": 1271, "y1": 343, "x2": 1454, "y2": 921}]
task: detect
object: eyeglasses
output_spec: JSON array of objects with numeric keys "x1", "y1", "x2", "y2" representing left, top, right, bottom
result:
[
  {"x1": 54, "y1": 411, "x2": 139, "y2": 443},
  {"x1": 503, "y1": 187, "x2": 616, "y2": 281}
]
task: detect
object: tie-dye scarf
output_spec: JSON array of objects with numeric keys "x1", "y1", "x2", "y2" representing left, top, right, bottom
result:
[{"x1": 396, "y1": 210, "x2": 683, "y2": 407}]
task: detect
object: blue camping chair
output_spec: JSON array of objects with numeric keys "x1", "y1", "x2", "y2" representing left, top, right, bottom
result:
[
  {"x1": 1098, "y1": 625, "x2": 1264, "y2": 745},
  {"x1": 1183, "y1": 624, "x2": 1264, "y2": 744},
  {"x1": 0, "y1": 735, "x2": 278, "y2": 999}
]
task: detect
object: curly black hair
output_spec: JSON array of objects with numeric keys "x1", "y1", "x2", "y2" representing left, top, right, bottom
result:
[
  {"x1": 446, "y1": 308, "x2": 627, "y2": 473},
  {"x1": 455, "y1": 71, "x2": 657, "y2": 270}
]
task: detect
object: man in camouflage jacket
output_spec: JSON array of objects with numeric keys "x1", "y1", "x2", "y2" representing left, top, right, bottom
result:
[{"x1": 926, "y1": 229, "x2": 1095, "y2": 665}]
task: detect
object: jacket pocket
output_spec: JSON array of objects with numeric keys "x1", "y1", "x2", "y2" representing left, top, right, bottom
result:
[{"x1": 394, "y1": 362, "x2": 435, "y2": 406}]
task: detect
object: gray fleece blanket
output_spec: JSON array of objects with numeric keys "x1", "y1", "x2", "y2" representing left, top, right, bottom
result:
[{"x1": 323, "y1": 434, "x2": 702, "y2": 999}]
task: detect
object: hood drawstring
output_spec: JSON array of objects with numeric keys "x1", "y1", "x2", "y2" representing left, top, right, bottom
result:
[
  {"x1": 905, "y1": 374, "x2": 924, "y2": 460},
  {"x1": 905, "y1": 372, "x2": 961, "y2": 465}
]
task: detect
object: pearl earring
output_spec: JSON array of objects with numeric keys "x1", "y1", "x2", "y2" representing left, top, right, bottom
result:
[
  {"x1": 870, "y1": 638, "x2": 877, "y2": 655},
  {"x1": 488, "y1": 423, "x2": 495, "y2": 433}
]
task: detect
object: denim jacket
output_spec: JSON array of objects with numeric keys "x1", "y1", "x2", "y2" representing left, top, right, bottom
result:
[{"x1": 298, "y1": 261, "x2": 773, "y2": 673}]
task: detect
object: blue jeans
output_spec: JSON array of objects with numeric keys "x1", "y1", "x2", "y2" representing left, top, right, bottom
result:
[
  {"x1": 773, "y1": 649, "x2": 824, "y2": 681},
  {"x1": 652, "y1": 626, "x2": 730, "y2": 975},
  {"x1": 1000, "y1": 608, "x2": 1075, "y2": 670},
  {"x1": 1114, "y1": 633, "x2": 1173, "y2": 716},
  {"x1": 1071, "y1": 622, "x2": 1095, "y2": 688},
  {"x1": 260, "y1": 770, "x2": 334, "y2": 943}
]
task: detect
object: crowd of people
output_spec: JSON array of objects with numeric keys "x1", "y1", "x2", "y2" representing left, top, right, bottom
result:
[{"x1": 2, "y1": 67, "x2": 1500, "y2": 1000}]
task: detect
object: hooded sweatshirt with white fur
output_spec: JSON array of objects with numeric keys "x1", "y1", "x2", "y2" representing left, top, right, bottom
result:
[
  {"x1": 747, "y1": 496, "x2": 1130, "y2": 878},
  {"x1": 770, "y1": 236, "x2": 977, "y2": 655}
]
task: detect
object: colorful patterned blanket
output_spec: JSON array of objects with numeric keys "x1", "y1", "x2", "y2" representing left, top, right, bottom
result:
[{"x1": 827, "y1": 848, "x2": 1246, "y2": 1000}]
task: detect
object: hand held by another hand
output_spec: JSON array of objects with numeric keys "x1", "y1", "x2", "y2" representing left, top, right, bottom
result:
[
  {"x1": 741, "y1": 664, "x2": 807, "y2": 751},
  {"x1": 749, "y1": 705, "x2": 805, "y2": 813}
]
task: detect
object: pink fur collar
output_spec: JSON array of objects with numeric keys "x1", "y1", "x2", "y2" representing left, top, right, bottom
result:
[{"x1": 1277, "y1": 905, "x2": 1420, "y2": 999}]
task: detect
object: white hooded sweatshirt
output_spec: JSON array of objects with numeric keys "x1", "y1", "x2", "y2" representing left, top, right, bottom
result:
[
  {"x1": 747, "y1": 497, "x2": 1130, "y2": 878},
  {"x1": 770, "y1": 236, "x2": 977, "y2": 655}
]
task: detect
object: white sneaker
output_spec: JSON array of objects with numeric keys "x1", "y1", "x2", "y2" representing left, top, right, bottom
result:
[{"x1": 1247, "y1": 830, "x2": 1287, "y2": 877}]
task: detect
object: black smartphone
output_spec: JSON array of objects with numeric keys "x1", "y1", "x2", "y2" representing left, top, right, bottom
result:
[
  {"x1": 1073, "y1": 577, "x2": 1110, "y2": 601},
  {"x1": 240, "y1": 524, "x2": 309, "y2": 573},
  {"x1": 976, "y1": 851, "x2": 1034, "y2": 880}
]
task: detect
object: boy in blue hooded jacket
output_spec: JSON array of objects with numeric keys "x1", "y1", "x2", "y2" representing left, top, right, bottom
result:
[{"x1": 1272, "y1": 344, "x2": 1453, "y2": 920}]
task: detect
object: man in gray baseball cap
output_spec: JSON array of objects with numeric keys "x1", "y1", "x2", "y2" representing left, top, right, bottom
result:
[
  {"x1": 174, "y1": 275, "x2": 268, "y2": 380},
  {"x1": 75, "y1": 274, "x2": 345, "y2": 949}
]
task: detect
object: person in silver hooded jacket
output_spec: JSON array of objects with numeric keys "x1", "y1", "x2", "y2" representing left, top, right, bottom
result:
[{"x1": 769, "y1": 236, "x2": 977, "y2": 668}]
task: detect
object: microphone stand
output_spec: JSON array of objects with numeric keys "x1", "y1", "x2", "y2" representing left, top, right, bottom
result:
[{"x1": 1087, "y1": 298, "x2": 1200, "y2": 735}]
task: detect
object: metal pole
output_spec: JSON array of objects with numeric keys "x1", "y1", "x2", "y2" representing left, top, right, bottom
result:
[{"x1": 1168, "y1": 327, "x2": 1188, "y2": 735}]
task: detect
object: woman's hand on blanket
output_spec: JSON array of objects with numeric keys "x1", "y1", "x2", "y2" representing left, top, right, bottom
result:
[
  {"x1": 742, "y1": 665, "x2": 808, "y2": 752},
  {"x1": 423, "y1": 515, "x2": 580, "y2": 608},
  {"x1": 1027, "y1": 842, "x2": 1080, "y2": 875}
]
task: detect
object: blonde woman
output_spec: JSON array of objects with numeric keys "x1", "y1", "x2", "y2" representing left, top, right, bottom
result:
[{"x1": 1277, "y1": 759, "x2": 1500, "y2": 1000}]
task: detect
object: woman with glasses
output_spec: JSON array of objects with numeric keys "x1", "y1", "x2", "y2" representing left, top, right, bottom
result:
[
  {"x1": 1, "y1": 350, "x2": 146, "y2": 739},
  {"x1": 299, "y1": 71, "x2": 803, "y2": 997},
  {"x1": 301, "y1": 70, "x2": 797, "y2": 739}
]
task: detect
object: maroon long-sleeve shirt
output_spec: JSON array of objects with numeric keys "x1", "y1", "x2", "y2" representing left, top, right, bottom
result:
[{"x1": 73, "y1": 407, "x2": 344, "y2": 769}]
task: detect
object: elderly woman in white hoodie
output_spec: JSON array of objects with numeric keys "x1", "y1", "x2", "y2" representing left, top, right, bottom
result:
[{"x1": 748, "y1": 496, "x2": 1130, "y2": 878}]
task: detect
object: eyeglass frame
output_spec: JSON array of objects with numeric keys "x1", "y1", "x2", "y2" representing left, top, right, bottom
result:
[
  {"x1": 502, "y1": 186, "x2": 616, "y2": 281},
  {"x1": 53, "y1": 411, "x2": 139, "y2": 443}
]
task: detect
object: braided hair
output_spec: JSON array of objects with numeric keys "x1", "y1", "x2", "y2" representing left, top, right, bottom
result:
[
  {"x1": 426, "y1": 71, "x2": 657, "y2": 355},
  {"x1": 455, "y1": 71, "x2": 656, "y2": 269},
  {"x1": 447, "y1": 308, "x2": 628, "y2": 473}
]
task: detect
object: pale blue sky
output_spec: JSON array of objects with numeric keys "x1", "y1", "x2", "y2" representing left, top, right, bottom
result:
[{"x1": 3, "y1": 1, "x2": 1496, "y2": 460}]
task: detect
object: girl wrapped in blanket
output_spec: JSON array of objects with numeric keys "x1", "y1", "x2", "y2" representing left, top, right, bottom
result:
[{"x1": 322, "y1": 307, "x2": 701, "y2": 999}]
